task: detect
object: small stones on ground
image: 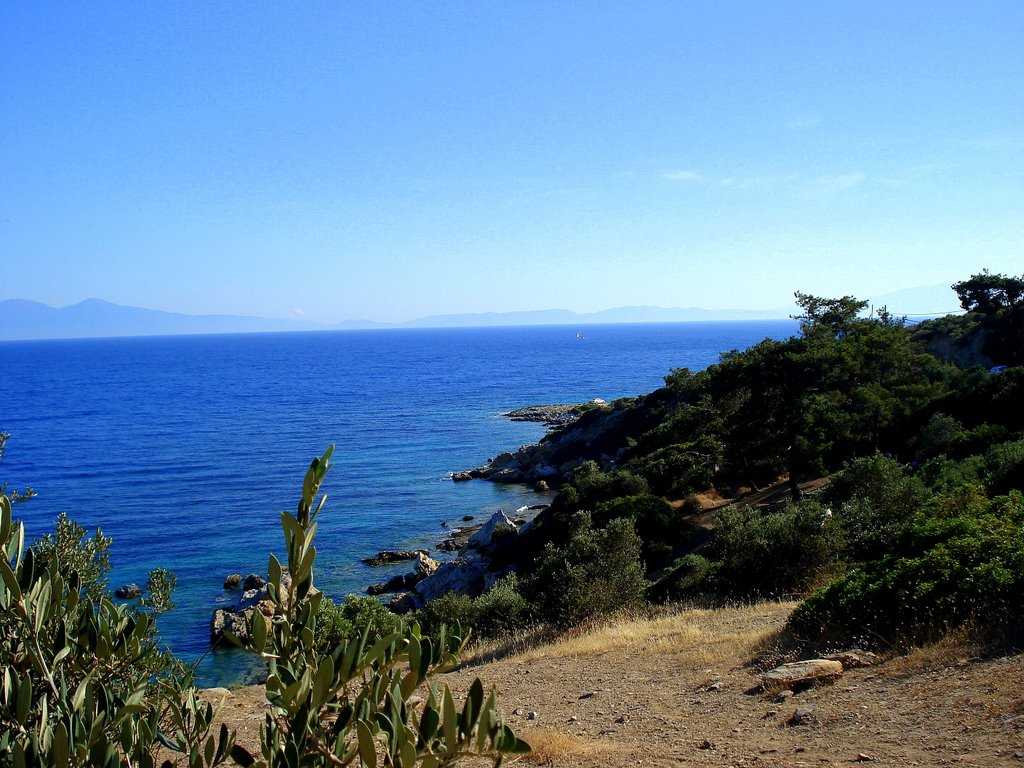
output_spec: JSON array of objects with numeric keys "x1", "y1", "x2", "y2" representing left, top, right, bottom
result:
[
  {"x1": 855, "y1": 753, "x2": 875, "y2": 762},
  {"x1": 614, "y1": 714, "x2": 628, "y2": 724},
  {"x1": 527, "y1": 711, "x2": 538, "y2": 721},
  {"x1": 706, "y1": 681, "x2": 723, "y2": 692},
  {"x1": 771, "y1": 689, "x2": 794, "y2": 703},
  {"x1": 787, "y1": 707, "x2": 816, "y2": 727},
  {"x1": 579, "y1": 691, "x2": 596, "y2": 699},
  {"x1": 696, "y1": 738, "x2": 715, "y2": 750}
]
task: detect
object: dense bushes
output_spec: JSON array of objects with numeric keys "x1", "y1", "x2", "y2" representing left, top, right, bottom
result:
[
  {"x1": 417, "y1": 575, "x2": 530, "y2": 641},
  {"x1": 791, "y1": 487, "x2": 1024, "y2": 645},
  {"x1": 313, "y1": 594, "x2": 405, "y2": 655},
  {"x1": 704, "y1": 501, "x2": 845, "y2": 597},
  {"x1": 820, "y1": 455, "x2": 929, "y2": 561},
  {"x1": 593, "y1": 494, "x2": 686, "y2": 570},
  {"x1": 521, "y1": 513, "x2": 647, "y2": 628}
]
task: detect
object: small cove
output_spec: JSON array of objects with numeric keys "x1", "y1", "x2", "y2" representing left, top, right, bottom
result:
[{"x1": 1, "y1": 320, "x2": 796, "y2": 684}]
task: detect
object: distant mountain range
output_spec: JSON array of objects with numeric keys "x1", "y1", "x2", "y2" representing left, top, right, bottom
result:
[{"x1": 0, "y1": 284, "x2": 963, "y2": 341}]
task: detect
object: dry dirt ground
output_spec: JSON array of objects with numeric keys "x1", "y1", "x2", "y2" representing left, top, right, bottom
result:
[{"x1": 208, "y1": 602, "x2": 1024, "y2": 767}]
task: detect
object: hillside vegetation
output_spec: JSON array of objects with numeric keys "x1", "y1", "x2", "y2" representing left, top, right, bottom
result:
[
  {"x1": 3, "y1": 270, "x2": 1021, "y2": 766},
  {"x1": 426, "y1": 271, "x2": 1024, "y2": 651}
]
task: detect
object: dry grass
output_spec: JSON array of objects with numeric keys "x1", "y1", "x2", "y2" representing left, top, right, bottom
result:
[
  {"x1": 475, "y1": 602, "x2": 797, "y2": 668},
  {"x1": 506, "y1": 728, "x2": 618, "y2": 766},
  {"x1": 885, "y1": 626, "x2": 981, "y2": 675}
]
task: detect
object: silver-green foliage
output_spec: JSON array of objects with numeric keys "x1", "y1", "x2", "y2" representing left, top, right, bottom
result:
[
  {"x1": 227, "y1": 447, "x2": 530, "y2": 767},
  {"x1": 0, "y1": 492, "x2": 236, "y2": 768}
]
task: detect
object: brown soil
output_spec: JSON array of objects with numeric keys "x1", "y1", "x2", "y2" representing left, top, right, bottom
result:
[{"x1": 207, "y1": 602, "x2": 1024, "y2": 767}]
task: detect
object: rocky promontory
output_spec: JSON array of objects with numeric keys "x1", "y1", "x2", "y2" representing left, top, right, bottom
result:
[
  {"x1": 387, "y1": 508, "x2": 536, "y2": 612},
  {"x1": 453, "y1": 396, "x2": 659, "y2": 488},
  {"x1": 504, "y1": 403, "x2": 602, "y2": 426},
  {"x1": 211, "y1": 570, "x2": 318, "y2": 644}
]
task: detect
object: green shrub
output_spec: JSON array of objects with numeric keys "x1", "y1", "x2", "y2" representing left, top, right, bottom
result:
[
  {"x1": 417, "y1": 575, "x2": 531, "y2": 641},
  {"x1": 648, "y1": 553, "x2": 718, "y2": 603},
  {"x1": 556, "y1": 464, "x2": 650, "y2": 514},
  {"x1": 471, "y1": 575, "x2": 531, "y2": 637},
  {"x1": 790, "y1": 486, "x2": 1024, "y2": 645},
  {"x1": 707, "y1": 500, "x2": 845, "y2": 598},
  {"x1": 949, "y1": 423, "x2": 1012, "y2": 459},
  {"x1": 984, "y1": 438, "x2": 1024, "y2": 495},
  {"x1": 822, "y1": 454, "x2": 929, "y2": 561},
  {"x1": 314, "y1": 594, "x2": 405, "y2": 654},
  {"x1": 417, "y1": 592, "x2": 478, "y2": 640},
  {"x1": 632, "y1": 440, "x2": 718, "y2": 499},
  {"x1": 0, "y1": 496, "x2": 235, "y2": 767},
  {"x1": 227, "y1": 448, "x2": 529, "y2": 765},
  {"x1": 523, "y1": 513, "x2": 647, "y2": 628},
  {"x1": 916, "y1": 413, "x2": 964, "y2": 457},
  {"x1": 593, "y1": 494, "x2": 687, "y2": 570},
  {"x1": 919, "y1": 454, "x2": 985, "y2": 493}
]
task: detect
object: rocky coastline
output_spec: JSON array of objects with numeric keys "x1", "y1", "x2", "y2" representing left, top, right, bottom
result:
[
  {"x1": 210, "y1": 402, "x2": 606, "y2": 640},
  {"x1": 451, "y1": 398, "x2": 634, "y2": 488}
]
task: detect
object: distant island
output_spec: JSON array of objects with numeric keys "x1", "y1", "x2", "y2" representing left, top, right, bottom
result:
[{"x1": 0, "y1": 283, "x2": 961, "y2": 341}]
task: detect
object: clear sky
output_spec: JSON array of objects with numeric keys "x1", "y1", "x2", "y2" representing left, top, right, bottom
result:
[{"x1": 2, "y1": 2, "x2": 1021, "y2": 323}]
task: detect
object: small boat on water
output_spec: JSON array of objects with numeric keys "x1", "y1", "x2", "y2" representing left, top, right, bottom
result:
[{"x1": 576, "y1": 332, "x2": 585, "y2": 340}]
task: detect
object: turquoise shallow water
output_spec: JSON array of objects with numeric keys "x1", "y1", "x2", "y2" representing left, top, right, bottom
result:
[{"x1": 0, "y1": 320, "x2": 795, "y2": 683}]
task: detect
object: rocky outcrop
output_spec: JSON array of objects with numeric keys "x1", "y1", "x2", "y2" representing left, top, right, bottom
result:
[
  {"x1": 466, "y1": 510, "x2": 517, "y2": 555},
  {"x1": 389, "y1": 510, "x2": 531, "y2": 612},
  {"x1": 223, "y1": 573, "x2": 242, "y2": 590},
  {"x1": 243, "y1": 574, "x2": 266, "y2": 591},
  {"x1": 452, "y1": 395, "x2": 674, "y2": 491},
  {"x1": 114, "y1": 583, "x2": 142, "y2": 599},
  {"x1": 915, "y1": 324, "x2": 995, "y2": 369},
  {"x1": 505, "y1": 404, "x2": 598, "y2": 426},
  {"x1": 362, "y1": 550, "x2": 427, "y2": 567},
  {"x1": 367, "y1": 553, "x2": 439, "y2": 595},
  {"x1": 210, "y1": 569, "x2": 319, "y2": 644}
]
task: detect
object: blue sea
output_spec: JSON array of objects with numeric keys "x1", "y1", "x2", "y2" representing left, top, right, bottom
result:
[{"x1": 1, "y1": 321, "x2": 795, "y2": 683}]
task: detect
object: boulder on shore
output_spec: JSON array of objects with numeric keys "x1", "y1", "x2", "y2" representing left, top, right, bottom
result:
[
  {"x1": 210, "y1": 569, "x2": 319, "y2": 644},
  {"x1": 367, "y1": 553, "x2": 440, "y2": 596},
  {"x1": 466, "y1": 510, "x2": 518, "y2": 555},
  {"x1": 114, "y1": 583, "x2": 142, "y2": 599},
  {"x1": 362, "y1": 550, "x2": 426, "y2": 567},
  {"x1": 243, "y1": 574, "x2": 266, "y2": 591}
]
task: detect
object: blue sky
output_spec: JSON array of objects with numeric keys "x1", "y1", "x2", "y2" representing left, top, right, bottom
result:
[{"x1": 2, "y1": 2, "x2": 1021, "y2": 323}]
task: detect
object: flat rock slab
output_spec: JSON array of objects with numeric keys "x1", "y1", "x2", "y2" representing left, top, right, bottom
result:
[
  {"x1": 825, "y1": 650, "x2": 879, "y2": 669},
  {"x1": 362, "y1": 550, "x2": 426, "y2": 566},
  {"x1": 760, "y1": 659, "x2": 844, "y2": 693}
]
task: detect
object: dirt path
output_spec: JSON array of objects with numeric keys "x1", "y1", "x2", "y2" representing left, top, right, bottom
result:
[{"x1": 207, "y1": 603, "x2": 1023, "y2": 767}]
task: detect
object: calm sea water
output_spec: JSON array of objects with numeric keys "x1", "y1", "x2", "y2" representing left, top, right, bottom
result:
[{"x1": 1, "y1": 321, "x2": 794, "y2": 683}]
